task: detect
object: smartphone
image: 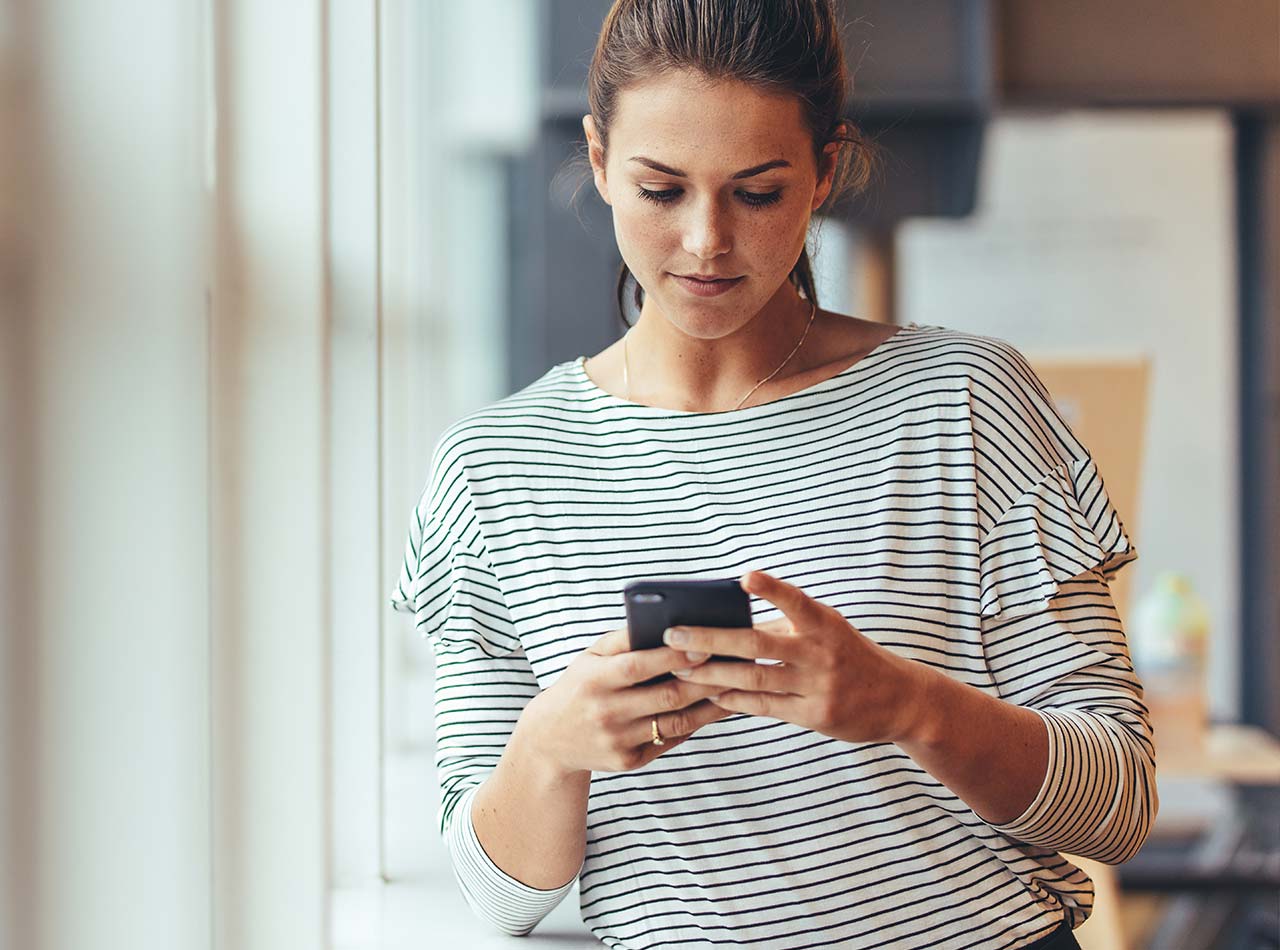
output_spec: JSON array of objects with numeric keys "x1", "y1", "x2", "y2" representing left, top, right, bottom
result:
[{"x1": 624, "y1": 577, "x2": 754, "y2": 685}]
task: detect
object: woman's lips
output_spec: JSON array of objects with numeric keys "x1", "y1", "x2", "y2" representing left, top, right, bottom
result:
[{"x1": 671, "y1": 274, "x2": 745, "y2": 297}]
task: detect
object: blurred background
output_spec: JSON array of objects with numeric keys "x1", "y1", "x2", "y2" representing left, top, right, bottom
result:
[{"x1": 1, "y1": 2, "x2": 1277, "y2": 949}]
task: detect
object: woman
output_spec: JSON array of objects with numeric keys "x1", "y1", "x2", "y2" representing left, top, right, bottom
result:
[{"x1": 390, "y1": 2, "x2": 1156, "y2": 947}]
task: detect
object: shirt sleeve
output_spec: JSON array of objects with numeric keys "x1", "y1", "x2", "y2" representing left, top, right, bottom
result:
[
  {"x1": 389, "y1": 435, "x2": 578, "y2": 934},
  {"x1": 977, "y1": 454, "x2": 1138, "y2": 623},
  {"x1": 979, "y1": 571, "x2": 1158, "y2": 865},
  {"x1": 968, "y1": 341, "x2": 1156, "y2": 864}
]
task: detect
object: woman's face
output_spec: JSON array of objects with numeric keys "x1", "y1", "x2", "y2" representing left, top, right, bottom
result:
[{"x1": 585, "y1": 68, "x2": 839, "y2": 338}]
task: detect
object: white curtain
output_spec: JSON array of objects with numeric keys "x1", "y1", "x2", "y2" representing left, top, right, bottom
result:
[{"x1": 2, "y1": 1, "x2": 348, "y2": 947}]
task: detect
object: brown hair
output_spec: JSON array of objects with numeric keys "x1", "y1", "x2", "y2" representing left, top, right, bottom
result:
[{"x1": 563, "y1": 0, "x2": 878, "y2": 330}]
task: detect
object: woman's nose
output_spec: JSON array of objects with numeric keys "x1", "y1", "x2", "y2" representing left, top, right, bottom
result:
[{"x1": 681, "y1": 197, "x2": 732, "y2": 259}]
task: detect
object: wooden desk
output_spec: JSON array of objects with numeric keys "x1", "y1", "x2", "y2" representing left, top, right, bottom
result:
[
  {"x1": 1072, "y1": 724, "x2": 1280, "y2": 950},
  {"x1": 1155, "y1": 723, "x2": 1280, "y2": 785},
  {"x1": 1107, "y1": 724, "x2": 1280, "y2": 950}
]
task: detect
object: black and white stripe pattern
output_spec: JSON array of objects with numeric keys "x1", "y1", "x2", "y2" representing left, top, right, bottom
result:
[{"x1": 390, "y1": 322, "x2": 1156, "y2": 948}]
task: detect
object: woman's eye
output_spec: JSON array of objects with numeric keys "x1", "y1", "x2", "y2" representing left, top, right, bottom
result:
[
  {"x1": 635, "y1": 187, "x2": 681, "y2": 204},
  {"x1": 635, "y1": 187, "x2": 783, "y2": 209},
  {"x1": 739, "y1": 190, "x2": 784, "y2": 208}
]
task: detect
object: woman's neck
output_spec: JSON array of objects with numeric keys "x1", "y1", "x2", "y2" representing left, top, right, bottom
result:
[{"x1": 624, "y1": 290, "x2": 818, "y2": 412}]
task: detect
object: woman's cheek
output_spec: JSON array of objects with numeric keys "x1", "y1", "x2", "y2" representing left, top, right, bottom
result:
[
  {"x1": 612, "y1": 212, "x2": 665, "y2": 272},
  {"x1": 610, "y1": 213, "x2": 640, "y2": 267}
]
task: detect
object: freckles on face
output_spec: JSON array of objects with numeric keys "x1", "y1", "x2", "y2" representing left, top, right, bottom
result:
[{"x1": 603, "y1": 70, "x2": 820, "y2": 303}]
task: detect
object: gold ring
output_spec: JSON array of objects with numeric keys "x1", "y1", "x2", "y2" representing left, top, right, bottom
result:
[{"x1": 651, "y1": 718, "x2": 665, "y2": 746}]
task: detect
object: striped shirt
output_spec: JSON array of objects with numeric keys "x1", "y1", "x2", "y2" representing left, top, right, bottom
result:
[{"x1": 389, "y1": 321, "x2": 1157, "y2": 949}]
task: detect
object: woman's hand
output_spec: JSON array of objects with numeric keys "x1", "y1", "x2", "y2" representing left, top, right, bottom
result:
[
  {"x1": 662, "y1": 570, "x2": 934, "y2": 746},
  {"x1": 519, "y1": 627, "x2": 735, "y2": 779}
]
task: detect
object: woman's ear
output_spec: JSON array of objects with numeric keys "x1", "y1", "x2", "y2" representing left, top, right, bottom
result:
[
  {"x1": 583, "y1": 114, "x2": 612, "y2": 206},
  {"x1": 811, "y1": 139, "x2": 842, "y2": 212}
]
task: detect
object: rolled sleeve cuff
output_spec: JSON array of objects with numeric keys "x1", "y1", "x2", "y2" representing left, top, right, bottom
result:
[
  {"x1": 987, "y1": 707, "x2": 1136, "y2": 857},
  {"x1": 986, "y1": 707, "x2": 1063, "y2": 841},
  {"x1": 445, "y1": 784, "x2": 580, "y2": 936}
]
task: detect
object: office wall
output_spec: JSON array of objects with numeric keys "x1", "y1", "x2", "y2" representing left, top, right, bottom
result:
[{"x1": 898, "y1": 109, "x2": 1240, "y2": 719}]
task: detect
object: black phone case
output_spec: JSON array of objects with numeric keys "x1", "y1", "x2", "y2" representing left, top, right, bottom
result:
[{"x1": 624, "y1": 578, "x2": 754, "y2": 684}]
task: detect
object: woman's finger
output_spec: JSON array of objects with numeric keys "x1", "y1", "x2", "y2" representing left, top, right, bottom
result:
[
  {"x1": 709, "y1": 689, "x2": 804, "y2": 723},
  {"x1": 673, "y1": 657, "x2": 802, "y2": 694},
  {"x1": 662, "y1": 623, "x2": 807, "y2": 664},
  {"x1": 615, "y1": 676, "x2": 721, "y2": 719},
  {"x1": 740, "y1": 570, "x2": 828, "y2": 630},
  {"x1": 587, "y1": 627, "x2": 631, "y2": 656},
  {"x1": 632, "y1": 733, "x2": 689, "y2": 769},
  {"x1": 605, "y1": 644, "x2": 706, "y2": 686},
  {"x1": 631, "y1": 698, "x2": 732, "y2": 747}
]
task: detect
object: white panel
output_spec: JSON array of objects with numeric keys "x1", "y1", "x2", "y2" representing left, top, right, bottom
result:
[
  {"x1": 15, "y1": 2, "x2": 213, "y2": 949},
  {"x1": 210, "y1": 1, "x2": 328, "y2": 947},
  {"x1": 327, "y1": 0, "x2": 383, "y2": 887},
  {"x1": 379, "y1": 0, "x2": 438, "y2": 771},
  {"x1": 897, "y1": 109, "x2": 1240, "y2": 719},
  {"x1": 378, "y1": 0, "x2": 539, "y2": 881},
  {"x1": 437, "y1": 0, "x2": 538, "y2": 152},
  {"x1": 810, "y1": 214, "x2": 854, "y2": 314}
]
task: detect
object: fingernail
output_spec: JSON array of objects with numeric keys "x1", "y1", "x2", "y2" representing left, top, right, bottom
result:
[
  {"x1": 685, "y1": 651, "x2": 709, "y2": 663},
  {"x1": 672, "y1": 668, "x2": 692, "y2": 677},
  {"x1": 664, "y1": 627, "x2": 688, "y2": 646}
]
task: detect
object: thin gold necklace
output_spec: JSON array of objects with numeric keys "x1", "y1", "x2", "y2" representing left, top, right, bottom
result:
[{"x1": 622, "y1": 300, "x2": 818, "y2": 412}]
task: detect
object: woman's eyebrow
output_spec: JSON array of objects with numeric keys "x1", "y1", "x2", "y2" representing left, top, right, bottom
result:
[{"x1": 627, "y1": 156, "x2": 791, "y2": 179}]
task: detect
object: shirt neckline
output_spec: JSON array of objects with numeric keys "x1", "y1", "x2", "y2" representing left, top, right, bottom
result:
[{"x1": 571, "y1": 322, "x2": 921, "y2": 418}]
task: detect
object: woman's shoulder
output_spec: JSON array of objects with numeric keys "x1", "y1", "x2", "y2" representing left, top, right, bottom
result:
[
  {"x1": 827, "y1": 313, "x2": 1032, "y2": 363},
  {"x1": 894, "y1": 320, "x2": 1052, "y2": 393}
]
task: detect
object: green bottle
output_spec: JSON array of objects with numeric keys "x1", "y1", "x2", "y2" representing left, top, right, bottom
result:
[{"x1": 1130, "y1": 572, "x2": 1210, "y2": 755}]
